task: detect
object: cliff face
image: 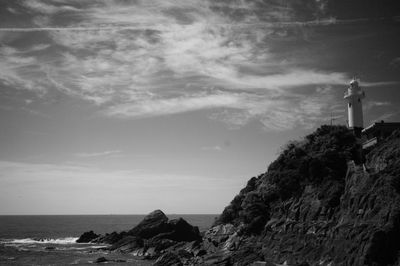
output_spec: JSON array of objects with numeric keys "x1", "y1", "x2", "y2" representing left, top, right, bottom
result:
[{"x1": 205, "y1": 126, "x2": 400, "y2": 266}]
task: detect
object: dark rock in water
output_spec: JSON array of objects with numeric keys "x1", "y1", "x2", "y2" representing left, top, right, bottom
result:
[
  {"x1": 76, "y1": 230, "x2": 99, "y2": 243},
  {"x1": 44, "y1": 246, "x2": 55, "y2": 250},
  {"x1": 94, "y1": 257, "x2": 108, "y2": 263},
  {"x1": 78, "y1": 209, "x2": 202, "y2": 262},
  {"x1": 153, "y1": 252, "x2": 183, "y2": 266},
  {"x1": 104, "y1": 209, "x2": 201, "y2": 255},
  {"x1": 128, "y1": 209, "x2": 170, "y2": 239}
]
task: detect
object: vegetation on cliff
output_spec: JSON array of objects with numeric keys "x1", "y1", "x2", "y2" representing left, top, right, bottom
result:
[{"x1": 216, "y1": 125, "x2": 359, "y2": 233}]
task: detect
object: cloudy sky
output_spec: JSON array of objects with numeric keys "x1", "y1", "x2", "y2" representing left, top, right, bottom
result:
[{"x1": 0, "y1": 0, "x2": 399, "y2": 214}]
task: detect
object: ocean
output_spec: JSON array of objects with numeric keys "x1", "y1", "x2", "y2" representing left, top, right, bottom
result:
[{"x1": 0, "y1": 214, "x2": 217, "y2": 265}]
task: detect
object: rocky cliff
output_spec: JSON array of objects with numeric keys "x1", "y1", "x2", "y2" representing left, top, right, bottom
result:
[{"x1": 199, "y1": 125, "x2": 400, "y2": 266}]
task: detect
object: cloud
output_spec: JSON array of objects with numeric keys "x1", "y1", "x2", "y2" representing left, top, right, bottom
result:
[
  {"x1": 365, "y1": 101, "x2": 391, "y2": 110},
  {"x1": 1, "y1": 0, "x2": 396, "y2": 131},
  {"x1": 0, "y1": 46, "x2": 45, "y2": 93},
  {"x1": 75, "y1": 150, "x2": 122, "y2": 158},
  {"x1": 105, "y1": 92, "x2": 241, "y2": 118},
  {"x1": 23, "y1": 0, "x2": 81, "y2": 14},
  {"x1": 361, "y1": 81, "x2": 400, "y2": 87},
  {"x1": 201, "y1": 146, "x2": 223, "y2": 151}
]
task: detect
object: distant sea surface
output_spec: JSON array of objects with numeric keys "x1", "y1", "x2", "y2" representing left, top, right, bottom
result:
[{"x1": 0, "y1": 214, "x2": 217, "y2": 265}]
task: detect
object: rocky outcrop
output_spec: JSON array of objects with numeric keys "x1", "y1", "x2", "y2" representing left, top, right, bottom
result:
[
  {"x1": 198, "y1": 127, "x2": 400, "y2": 266},
  {"x1": 76, "y1": 230, "x2": 99, "y2": 243},
  {"x1": 77, "y1": 209, "x2": 201, "y2": 262},
  {"x1": 127, "y1": 210, "x2": 170, "y2": 239}
]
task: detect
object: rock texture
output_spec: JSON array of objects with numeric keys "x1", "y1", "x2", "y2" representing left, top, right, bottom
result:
[{"x1": 199, "y1": 126, "x2": 400, "y2": 266}]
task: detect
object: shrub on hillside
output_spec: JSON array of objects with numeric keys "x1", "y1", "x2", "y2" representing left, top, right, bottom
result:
[{"x1": 215, "y1": 125, "x2": 359, "y2": 226}]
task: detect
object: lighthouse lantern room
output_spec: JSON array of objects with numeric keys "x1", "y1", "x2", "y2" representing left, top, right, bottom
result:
[{"x1": 344, "y1": 78, "x2": 365, "y2": 138}]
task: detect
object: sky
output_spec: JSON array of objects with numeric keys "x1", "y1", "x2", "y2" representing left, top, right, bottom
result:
[{"x1": 0, "y1": 0, "x2": 399, "y2": 215}]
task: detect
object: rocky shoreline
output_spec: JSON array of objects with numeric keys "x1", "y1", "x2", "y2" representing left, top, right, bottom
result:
[{"x1": 78, "y1": 126, "x2": 400, "y2": 266}]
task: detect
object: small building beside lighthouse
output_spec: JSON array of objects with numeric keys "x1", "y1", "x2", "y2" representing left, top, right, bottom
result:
[
  {"x1": 344, "y1": 78, "x2": 365, "y2": 137},
  {"x1": 343, "y1": 78, "x2": 400, "y2": 149}
]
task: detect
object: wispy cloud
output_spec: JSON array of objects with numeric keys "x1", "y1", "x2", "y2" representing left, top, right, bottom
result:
[
  {"x1": 105, "y1": 92, "x2": 241, "y2": 118},
  {"x1": 361, "y1": 81, "x2": 400, "y2": 87},
  {"x1": 23, "y1": 0, "x2": 81, "y2": 14},
  {"x1": 74, "y1": 150, "x2": 122, "y2": 158},
  {"x1": 201, "y1": 145, "x2": 223, "y2": 152},
  {"x1": 365, "y1": 101, "x2": 391, "y2": 110},
  {"x1": 0, "y1": 0, "x2": 397, "y2": 131}
]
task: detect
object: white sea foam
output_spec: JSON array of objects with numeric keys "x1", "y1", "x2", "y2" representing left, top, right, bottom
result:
[
  {"x1": 1, "y1": 237, "x2": 79, "y2": 244},
  {"x1": 57, "y1": 245, "x2": 109, "y2": 251}
]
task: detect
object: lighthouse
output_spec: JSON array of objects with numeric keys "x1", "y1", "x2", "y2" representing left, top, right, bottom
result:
[{"x1": 344, "y1": 78, "x2": 365, "y2": 138}]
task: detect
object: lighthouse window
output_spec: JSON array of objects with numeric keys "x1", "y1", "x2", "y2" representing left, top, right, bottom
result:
[{"x1": 349, "y1": 103, "x2": 352, "y2": 108}]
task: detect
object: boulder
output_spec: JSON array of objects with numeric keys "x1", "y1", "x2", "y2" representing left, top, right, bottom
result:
[{"x1": 76, "y1": 230, "x2": 99, "y2": 243}]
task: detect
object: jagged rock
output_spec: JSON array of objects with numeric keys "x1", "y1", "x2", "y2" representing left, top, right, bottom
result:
[
  {"x1": 76, "y1": 230, "x2": 99, "y2": 243},
  {"x1": 108, "y1": 210, "x2": 201, "y2": 254},
  {"x1": 153, "y1": 252, "x2": 183, "y2": 266},
  {"x1": 202, "y1": 224, "x2": 237, "y2": 253},
  {"x1": 128, "y1": 209, "x2": 170, "y2": 239}
]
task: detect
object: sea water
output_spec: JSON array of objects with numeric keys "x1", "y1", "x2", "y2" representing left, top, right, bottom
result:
[{"x1": 0, "y1": 214, "x2": 216, "y2": 265}]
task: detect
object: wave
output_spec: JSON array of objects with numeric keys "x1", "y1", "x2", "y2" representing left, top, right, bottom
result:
[
  {"x1": 1, "y1": 237, "x2": 79, "y2": 245},
  {"x1": 58, "y1": 245, "x2": 109, "y2": 250}
]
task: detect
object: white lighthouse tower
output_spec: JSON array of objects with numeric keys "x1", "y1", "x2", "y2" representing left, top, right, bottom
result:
[{"x1": 344, "y1": 78, "x2": 365, "y2": 137}]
